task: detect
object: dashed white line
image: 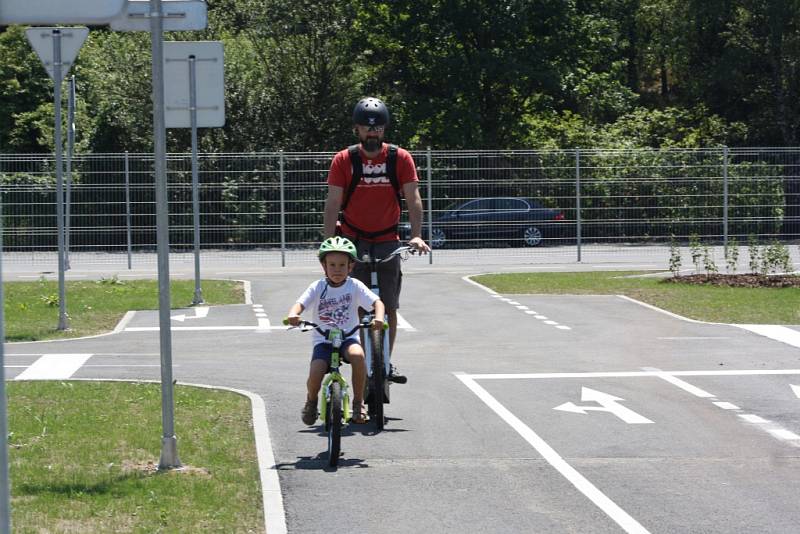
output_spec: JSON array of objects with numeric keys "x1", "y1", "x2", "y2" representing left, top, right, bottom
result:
[
  {"x1": 739, "y1": 414, "x2": 769, "y2": 424},
  {"x1": 15, "y1": 354, "x2": 93, "y2": 380},
  {"x1": 768, "y1": 429, "x2": 800, "y2": 440},
  {"x1": 713, "y1": 402, "x2": 740, "y2": 410}
]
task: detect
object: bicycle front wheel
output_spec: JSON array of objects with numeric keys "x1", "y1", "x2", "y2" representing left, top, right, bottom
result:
[
  {"x1": 367, "y1": 327, "x2": 385, "y2": 431},
  {"x1": 327, "y1": 382, "x2": 342, "y2": 466}
]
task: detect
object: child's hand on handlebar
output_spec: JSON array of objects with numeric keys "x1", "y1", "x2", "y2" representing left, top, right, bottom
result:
[{"x1": 286, "y1": 315, "x2": 302, "y2": 327}]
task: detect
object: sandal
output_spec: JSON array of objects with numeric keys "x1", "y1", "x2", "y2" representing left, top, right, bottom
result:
[
  {"x1": 351, "y1": 402, "x2": 369, "y2": 424},
  {"x1": 301, "y1": 399, "x2": 318, "y2": 426}
]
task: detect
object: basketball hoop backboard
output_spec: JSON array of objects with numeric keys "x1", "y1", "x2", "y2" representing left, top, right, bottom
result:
[{"x1": 0, "y1": 0, "x2": 126, "y2": 25}]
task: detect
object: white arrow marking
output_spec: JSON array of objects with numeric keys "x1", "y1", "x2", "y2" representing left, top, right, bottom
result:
[
  {"x1": 171, "y1": 306, "x2": 209, "y2": 322},
  {"x1": 791, "y1": 384, "x2": 800, "y2": 399},
  {"x1": 554, "y1": 387, "x2": 653, "y2": 424}
]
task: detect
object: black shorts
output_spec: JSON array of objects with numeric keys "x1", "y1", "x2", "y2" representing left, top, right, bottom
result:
[{"x1": 349, "y1": 239, "x2": 402, "y2": 310}]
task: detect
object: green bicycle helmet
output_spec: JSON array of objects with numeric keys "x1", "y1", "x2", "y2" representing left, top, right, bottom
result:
[{"x1": 318, "y1": 236, "x2": 358, "y2": 262}]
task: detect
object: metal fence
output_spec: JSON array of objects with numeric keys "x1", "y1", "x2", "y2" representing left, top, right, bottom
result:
[{"x1": 1, "y1": 148, "x2": 799, "y2": 266}]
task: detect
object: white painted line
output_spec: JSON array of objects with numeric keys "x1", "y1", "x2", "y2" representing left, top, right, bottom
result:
[
  {"x1": 658, "y1": 337, "x2": 729, "y2": 340},
  {"x1": 544, "y1": 320, "x2": 558, "y2": 325},
  {"x1": 507, "y1": 301, "x2": 521, "y2": 305},
  {"x1": 648, "y1": 371, "x2": 715, "y2": 398},
  {"x1": 524, "y1": 310, "x2": 538, "y2": 315},
  {"x1": 396, "y1": 312, "x2": 415, "y2": 331},
  {"x1": 257, "y1": 318, "x2": 271, "y2": 332},
  {"x1": 534, "y1": 315, "x2": 548, "y2": 320},
  {"x1": 194, "y1": 306, "x2": 210, "y2": 318},
  {"x1": 713, "y1": 402, "x2": 740, "y2": 410},
  {"x1": 468, "y1": 369, "x2": 800, "y2": 380},
  {"x1": 461, "y1": 275, "x2": 498, "y2": 295},
  {"x1": 768, "y1": 428, "x2": 800, "y2": 440},
  {"x1": 515, "y1": 305, "x2": 529, "y2": 310},
  {"x1": 255, "y1": 313, "x2": 268, "y2": 318},
  {"x1": 126, "y1": 326, "x2": 288, "y2": 332},
  {"x1": 556, "y1": 325, "x2": 572, "y2": 330},
  {"x1": 792, "y1": 384, "x2": 800, "y2": 399},
  {"x1": 15, "y1": 354, "x2": 93, "y2": 380},
  {"x1": 737, "y1": 325, "x2": 800, "y2": 349},
  {"x1": 739, "y1": 414, "x2": 769, "y2": 424},
  {"x1": 455, "y1": 373, "x2": 651, "y2": 534}
]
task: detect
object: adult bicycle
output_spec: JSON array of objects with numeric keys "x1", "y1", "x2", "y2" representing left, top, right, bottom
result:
[
  {"x1": 283, "y1": 318, "x2": 375, "y2": 467},
  {"x1": 357, "y1": 244, "x2": 415, "y2": 431}
]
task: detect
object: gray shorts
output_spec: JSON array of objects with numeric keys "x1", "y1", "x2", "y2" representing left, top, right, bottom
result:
[{"x1": 350, "y1": 239, "x2": 402, "y2": 310}]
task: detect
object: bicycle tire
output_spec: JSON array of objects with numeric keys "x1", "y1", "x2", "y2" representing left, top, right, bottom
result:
[
  {"x1": 367, "y1": 327, "x2": 385, "y2": 431},
  {"x1": 327, "y1": 382, "x2": 342, "y2": 467}
]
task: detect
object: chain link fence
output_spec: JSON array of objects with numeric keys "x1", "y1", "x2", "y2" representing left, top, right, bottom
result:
[{"x1": 1, "y1": 148, "x2": 799, "y2": 266}]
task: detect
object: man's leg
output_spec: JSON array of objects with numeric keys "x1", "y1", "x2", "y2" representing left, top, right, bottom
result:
[{"x1": 387, "y1": 308, "x2": 398, "y2": 353}]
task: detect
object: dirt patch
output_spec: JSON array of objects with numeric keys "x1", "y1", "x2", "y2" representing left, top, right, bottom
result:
[
  {"x1": 662, "y1": 273, "x2": 800, "y2": 288},
  {"x1": 121, "y1": 460, "x2": 211, "y2": 477}
]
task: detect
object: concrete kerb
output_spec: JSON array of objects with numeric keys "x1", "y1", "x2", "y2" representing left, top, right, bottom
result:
[{"x1": 12, "y1": 377, "x2": 288, "y2": 534}]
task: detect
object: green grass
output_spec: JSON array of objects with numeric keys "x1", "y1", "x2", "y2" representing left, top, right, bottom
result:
[
  {"x1": 473, "y1": 271, "x2": 800, "y2": 324},
  {"x1": 3, "y1": 278, "x2": 244, "y2": 341},
  {"x1": 7, "y1": 381, "x2": 264, "y2": 533}
]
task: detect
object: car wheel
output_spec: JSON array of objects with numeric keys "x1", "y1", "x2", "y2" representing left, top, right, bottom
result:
[
  {"x1": 522, "y1": 226, "x2": 543, "y2": 247},
  {"x1": 430, "y1": 227, "x2": 447, "y2": 248}
]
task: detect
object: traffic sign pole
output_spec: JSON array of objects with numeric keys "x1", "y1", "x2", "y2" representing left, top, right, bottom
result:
[
  {"x1": 150, "y1": 0, "x2": 181, "y2": 471},
  {"x1": 189, "y1": 55, "x2": 203, "y2": 306},
  {"x1": 52, "y1": 30, "x2": 68, "y2": 330}
]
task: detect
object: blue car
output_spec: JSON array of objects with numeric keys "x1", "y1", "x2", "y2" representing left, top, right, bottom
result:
[{"x1": 401, "y1": 197, "x2": 567, "y2": 248}]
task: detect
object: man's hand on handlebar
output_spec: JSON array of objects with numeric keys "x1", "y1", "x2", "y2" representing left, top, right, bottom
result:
[
  {"x1": 408, "y1": 236, "x2": 431, "y2": 254},
  {"x1": 370, "y1": 317, "x2": 385, "y2": 331}
]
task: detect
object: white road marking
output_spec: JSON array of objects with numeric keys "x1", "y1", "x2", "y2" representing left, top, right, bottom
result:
[
  {"x1": 534, "y1": 315, "x2": 548, "y2": 320},
  {"x1": 713, "y1": 402, "x2": 740, "y2": 410},
  {"x1": 644, "y1": 369, "x2": 715, "y2": 398},
  {"x1": 524, "y1": 310, "x2": 538, "y2": 315},
  {"x1": 515, "y1": 305, "x2": 529, "y2": 310},
  {"x1": 768, "y1": 429, "x2": 800, "y2": 440},
  {"x1": 556, "y1": 325, "x2": 572, "y2": 330},
  {"x1": 15, "y1": 354, "x2": 93, "y2": 380},
  {"x1": 792, "y1": 384, "x2": 800, "y2": 399},
  {"x1": 736, "y1": 325, "x2": 800, "y2": 349},
  {"x1": 739, "y1": 414, "x2": 768, "y2": 424},
  {"x1": 554, "y1": 387, "x2": 654, "y2": 424},
  {"x1": 469, "y1": 369, "x2": 800, "y2": 380},
  {"x1": 126, "y1": 326, "x2": 288, "y2": 332},
  {"x1": 658, "y1": 337, "x2": 730, "y2": 340},
  {"x1": 544, "y1": 320, "x2": 558, "y2": 325},
  {"x1": 456, "y1": 373, "x2": 652, "y2": 534},
  {"x1": 396, "y1": 312, "x2": 415, "y2": 331}
]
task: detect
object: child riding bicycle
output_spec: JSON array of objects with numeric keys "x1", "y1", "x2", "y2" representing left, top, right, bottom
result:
[{"x1": 286, "y1": 237, "x2": 385, "y2": 425}]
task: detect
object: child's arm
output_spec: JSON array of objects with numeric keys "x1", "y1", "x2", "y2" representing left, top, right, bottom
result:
[
  {"x1": 286, "y1": 302, "x2": 305, "y2": 326},
  {"x1": 371, "y1": 298, "x2": 385, "y2": 330}
]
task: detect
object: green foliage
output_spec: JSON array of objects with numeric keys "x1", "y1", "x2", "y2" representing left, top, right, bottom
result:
[
  {"x1": 763, "y1": 239, "x2": 793, "y2": 274},
  {"x1": 725, "y1": 236, "x2": 740, "y2": 274},
  {"x1": 689, "y1": 233, "x2": 702, "y2": 272},
  {"x1": 747, "y1": 234, "x2": 761, "y2": 274},
  {"x1": 669, "y1": 235, "x2": 682, "y2": 277}
]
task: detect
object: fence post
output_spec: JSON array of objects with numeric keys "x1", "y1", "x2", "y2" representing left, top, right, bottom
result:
[
  {"x1": 124, "y1": 152, "x2": 132, "y2": 269},
  {"x1": 426, "y1": 146, "x2": 433, "y2": 265},
  {"x1": 576, "y1": 148, "x2": 582, "y2": 262},
  {"x1": 723, "y1": 146, "x2": 729, "y2": 254},
  {"x1": 279, "y1": 150, "x2": 286, "y2": 268}
]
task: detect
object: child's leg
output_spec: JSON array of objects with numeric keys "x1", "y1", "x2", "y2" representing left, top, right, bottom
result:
[
  {"x1": 345, "y1": 342, "x2": 366, "y2": 405},
  {"x1": 307, "y1": 359, "x2": 327, "y2": 401}
]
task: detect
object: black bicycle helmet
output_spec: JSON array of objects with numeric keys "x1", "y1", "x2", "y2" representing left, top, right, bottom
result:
[{"x1": 352, "y1": 97, "x2": 390, "y2": 127}]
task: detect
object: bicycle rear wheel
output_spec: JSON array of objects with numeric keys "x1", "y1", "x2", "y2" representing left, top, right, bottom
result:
[
  {"x1": 367, "y1": 327, "x2": 385, "y2": 431},
  {"x1": 327, "y1": 382, "x2": 342, "y2": 467}
]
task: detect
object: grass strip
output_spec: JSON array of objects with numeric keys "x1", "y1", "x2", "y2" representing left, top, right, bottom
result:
[
  {"x1": 7, "y1": 381, "x2": 264, "y2": 534},
  {"x1": 473, "y1": 271, "x2": 800, "y2": 324},
  {"x1": 4, "y1": 278, "x2": 243, "y2": 341}
]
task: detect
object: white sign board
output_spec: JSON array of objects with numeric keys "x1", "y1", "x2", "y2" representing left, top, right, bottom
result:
[
  {"x1": 0, "y1": 0, "x2": 125, "y2": 24},
  {"x1": 163, "y1": 41, "x2": 225, "y2": 128},
  {"x1": 25, "y1": 27, "x2": 89, "y2": 82},
  {"x1": 110, "y1": 0, "x2": 207, "y2": 32}
]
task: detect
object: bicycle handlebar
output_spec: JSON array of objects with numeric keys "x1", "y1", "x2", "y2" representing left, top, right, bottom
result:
[
  {"x1": 282, "y1": 317, "x2": 387, "y2": 338},
  {"x1": 357, "y1": 245, "x2": 417, "y2": 264}
]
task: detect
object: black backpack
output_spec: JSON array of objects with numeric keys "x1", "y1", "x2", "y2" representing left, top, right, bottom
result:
[{"x1": 338, "y1": 143, "x2": 402, "y2": 239}]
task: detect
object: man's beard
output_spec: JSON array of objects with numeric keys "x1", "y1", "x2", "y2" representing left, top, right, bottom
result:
[{"x1": 361, "y1": 137, "x2": 381, "y2": 152}]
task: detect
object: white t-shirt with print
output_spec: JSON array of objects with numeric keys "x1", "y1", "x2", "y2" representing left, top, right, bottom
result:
[{"x1": 297, "y1": 277, "x2": 379, "y2": 346}]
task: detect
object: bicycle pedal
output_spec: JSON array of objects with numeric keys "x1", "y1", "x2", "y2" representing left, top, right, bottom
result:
[{"x1": 388, "y1": 375, "x2": 407, "y2": 384}]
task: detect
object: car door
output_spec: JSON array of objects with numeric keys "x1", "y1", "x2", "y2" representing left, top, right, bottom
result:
[
  {"x1": 491, "y1": 198, "x2": 527, "y2": 240},
  {"x1": 452, "y1": 199, "x2": 492, "y2": 243}
]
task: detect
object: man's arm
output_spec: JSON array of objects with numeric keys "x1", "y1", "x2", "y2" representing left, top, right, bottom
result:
[
  {"x1": 323, "y1": 185, "x2": 344, "y2": 238},
  {"x1": 402, "y1": 181, "x2": 431, "y2": 253}
]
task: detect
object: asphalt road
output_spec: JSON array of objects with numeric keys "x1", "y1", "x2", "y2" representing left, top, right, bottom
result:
[{"x1": 5, "y1": 258, "x2": 800, "y2": 533}]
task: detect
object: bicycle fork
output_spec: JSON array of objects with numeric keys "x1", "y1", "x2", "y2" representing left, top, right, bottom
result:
[{"x1": 320, "y1": 373, "x2": 351, "y2": 424}]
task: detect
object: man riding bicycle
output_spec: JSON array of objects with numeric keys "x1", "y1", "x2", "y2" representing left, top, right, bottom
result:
[{"x1": 323, "y1": 97, "x2": 431, "y2": 383}]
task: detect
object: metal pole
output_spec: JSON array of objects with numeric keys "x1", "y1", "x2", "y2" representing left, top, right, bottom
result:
[
  {"x1": 65, "y1": 74, "x2": 75, "y2": 270},
  {"x1": 426, "y1": 146, "x2": 433, "y2": 265},
  {"x1": 575, "y1": 148, "x2": 582, "y2": 263},
  {"x1": 125, "y1": 151, "x2": 132, "y2": 269},
  {"x1": 189, "y1": 55, "x2": 203, "y2": 305},
  {"x1": 279, "y1": 150, "x2": 286, "y2": 268},
  {"x1": 723, "y1": 146, "x2": 729, "y2": 254},
  {"x1": 0, "y1": 200, "x2": 12, "y2": 534},
  {"x1": 150, "y1": 0, "x2": 181, "y2": 470},
  {"x1": 53, "y1": 29, "x2": 68, "y2": 330}
]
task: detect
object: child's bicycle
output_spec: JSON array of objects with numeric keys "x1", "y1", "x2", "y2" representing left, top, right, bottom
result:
[
  {"x1": 282, "y1": 317, "x2": 376, "y2": 467},
  {"x1": 357, "y1": 244, "x2": 416, "y2": 431}
]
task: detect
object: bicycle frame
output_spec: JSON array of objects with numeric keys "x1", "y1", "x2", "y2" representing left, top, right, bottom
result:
[{"x1": 318, "y1": 327, "x2": 351, "y2": 425}]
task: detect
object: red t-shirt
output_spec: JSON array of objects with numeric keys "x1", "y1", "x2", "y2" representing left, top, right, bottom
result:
[{"x1": 327, "y1": 143, "x2": 418, "y2": 242}]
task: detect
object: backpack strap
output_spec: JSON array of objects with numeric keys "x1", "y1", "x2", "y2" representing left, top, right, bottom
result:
[{"x1": 341, "y1": 144, "x2": 401, "y2": 212}]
